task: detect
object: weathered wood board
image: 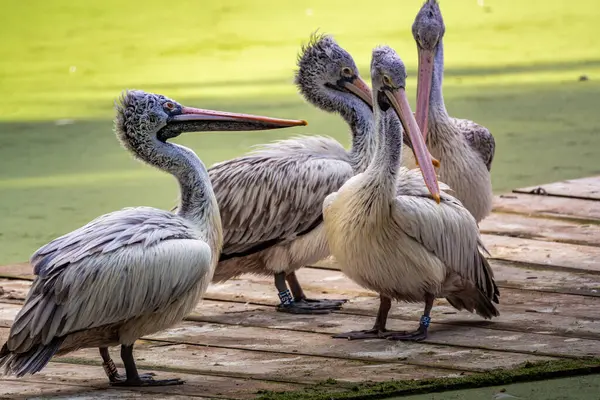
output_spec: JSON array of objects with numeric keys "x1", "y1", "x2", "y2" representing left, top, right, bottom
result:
[
  {"x1": 492, "y1": 193, "x2": 600, "y2": 222},
  {"x1": 480, "y1": 212, "x2": 600, "y2": 247},
  {"x1": 1, "y1": 176, "x2": 600, "y2": 399},
  {"x1": 514, "y1": 176, "x2": 600, "y2": 201}
]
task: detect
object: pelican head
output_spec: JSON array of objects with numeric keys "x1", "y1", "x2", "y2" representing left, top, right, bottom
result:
[
  {"x1": 371, "y1": 46, "x2": 440, "y2": 203},
  {"x1": 295, "y1": 32, "x2": 373, "y2": 115},
  {"x1": 114, "y1": 90, "x2": 307, "y2": 168},
  {"x1": 412, "y1": 0, "x2": 445, "y2": 137},
  {"x1": 412, "y1": 0, "x2": 445, "y2": 52},
  {"x1": 115, "y1": 90, "x2": 307, "y2": 143}
]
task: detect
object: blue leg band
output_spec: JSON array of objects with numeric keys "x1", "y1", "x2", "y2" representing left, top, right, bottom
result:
[
  {"x1": 420, "y1": 315, "x2": 431, "y2": 328},
  {"x1": 278, "y1": 289, "x2": 294, "y2": 306}
]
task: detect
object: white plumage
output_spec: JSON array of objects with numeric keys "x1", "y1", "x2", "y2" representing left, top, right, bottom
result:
[{"x1": 324, "y1": 47, "x2": 498, "y2": 342}]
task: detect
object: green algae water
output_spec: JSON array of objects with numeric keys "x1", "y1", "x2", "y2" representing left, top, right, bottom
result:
[
  {"x1": 392, "y1": 374, "x2": 600, "y2": 400},
  {"x1": 1, "y1": 0, "x2": 600, "y2": 264}
]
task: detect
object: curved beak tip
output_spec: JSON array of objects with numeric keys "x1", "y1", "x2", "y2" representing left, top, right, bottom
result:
[
  {"x1": 433, "y1": 194, "x2": 441, "y2": 204},
  {"x1": 300, "y1": 120, "x2": 308, "y2": 126}
]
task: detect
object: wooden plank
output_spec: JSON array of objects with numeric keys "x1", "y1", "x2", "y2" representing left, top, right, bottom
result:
[
  {"x1": 184, "y1": 309, "x2": 600, "y2": 358},
  {"x1": 0, "y1": 262, "x2": 32, "y2": 280},
  {"x1": 1, "y1": 359, "x2": 300, "y2": 399},
  {"x1": 483, "y1": 234, "x2": 600, "y2": 274},
  {"x1": 2, "y1": 282, "x2": 598, "y2": 346},
  {"x1": 0, "y1": 381, "x2": 197, "y2": 400},
  {"x1": 205, "y1": 268, "x2": 600, "y2": 319},
  {"x1": 347, "y1": 297, "x2": 600, "y2": 340},
  {"x1": 0, "y1": 381, "x2": 96, "y2": 399},
  {"x1": 311, "y1": 257, "x2": 600, "y2": 297},
  {"x1": 514, "y1": 176, "x2": 600, "y2": 201},
  {"x1": 3, "y1": 262, "x2": 600, "y2": 338},
  {"x1": 0, "y1": 327, "x2": 454, "y2": 385},
  {"x1": 0, "y1": 314, "x2": 550, "y2": 375},
  {"x1": 480, "y1": 212, "x2": 600, "y2": 247},
  {"x1": 492, "y1": 193, "x2": 600, "y2": 222},
  {"x1": 149, "y1": 322, "x2": 557, "y2": 372},
  {"x1": 0, "y1": 263, "x2": 32, "y2": 281},
  {"x1": 195, "y1": 291, "x2": 600, "y2": 335},
  {"x1": 203, "y1": 273, "x2": 600, "y2": 340}
]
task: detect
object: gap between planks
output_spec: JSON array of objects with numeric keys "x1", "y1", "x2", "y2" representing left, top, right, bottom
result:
[
  {"x1": 0, "y1": 325, "x2": 470, "y2": 385},
  {"x1": 492, "y1": 193, "x2": 600, "y2": 223}
]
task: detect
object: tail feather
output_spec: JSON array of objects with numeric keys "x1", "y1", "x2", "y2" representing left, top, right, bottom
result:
[
  {"x1": 446, "y1": 288, "x2": 499, "y2": 320},
  {"x1": 0, "y1": 337, "x2": 64, "y2": 377},
  {"x1": 475, "y1": 249, "x2": 500, "y2": 305}
]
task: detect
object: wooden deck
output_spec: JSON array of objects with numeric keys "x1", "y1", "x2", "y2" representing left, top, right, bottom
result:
[{"x1": 2, "y1": 176, "x2": 600, "y2": 399}]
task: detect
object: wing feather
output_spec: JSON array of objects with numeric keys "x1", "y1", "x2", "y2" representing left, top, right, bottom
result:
[
  {"x1": 392, "y1": 170, "x2": 495, "y2": 299},
  {"x1": 452, "y1": 118, "x2": 495, "y2": 171},
  {"x1": 8, "y1": 208, "x2": 210, "y2": 351},
  {"x1": 209, "y1": 136, "x2": 354, "y2": 259}
]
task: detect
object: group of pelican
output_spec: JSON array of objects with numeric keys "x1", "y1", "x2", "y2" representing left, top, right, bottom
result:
[{"x1": 1, "y1": 0, "x2": 498, "y2": 387}]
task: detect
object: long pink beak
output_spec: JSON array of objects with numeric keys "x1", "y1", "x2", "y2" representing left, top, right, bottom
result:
[
  {"x1": 415, "y1": 48, "x2": 435, "y2": 140},
  {"x1": 386, "y1": 88, "x2": 441, "y2": 203},
  {"x1": 175, "y1": 107, "x2": 308, "y2": 128}
]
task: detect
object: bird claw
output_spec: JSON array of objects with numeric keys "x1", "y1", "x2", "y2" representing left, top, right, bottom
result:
[
  {"x1": 276, "y1": 302, "x2": 334, "y2": 315},
  {"x1": 108, "y1": 372, "x2": 156, "y2": 383},
  {"x1": 332, "y1": 329, "x2": 385, "y2": 340},
  {"x1": 381, "y1": 328, "x2": 428, "y2": 342},
  {"x1": 111, "y1": 376, "x2": 184, "y2": 387}
]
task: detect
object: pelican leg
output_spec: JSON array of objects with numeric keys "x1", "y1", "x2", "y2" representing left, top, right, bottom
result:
[
  {"x1": 382, "y1": 294, "x2": 434, "y2": 342},
  {"x1": 333, "y1": 296, "x2": 392, "y2": 340},
  {"x1": 286, "y1": 272, "x2": 347, "y2": 309},
  {"x1": 100, "y1": 347, "x2": 157, "y2": 383},
  {"x1": 110, "y1": 345, "x2": 184, "y2": 387},
  {"x1": 274, "y1": 272, "x2": 334, "y2": 314}
]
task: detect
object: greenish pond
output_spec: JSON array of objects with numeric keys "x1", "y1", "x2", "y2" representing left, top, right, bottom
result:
[{"x1": 390, "y1": 374, "x2": 600, "y2": 400}]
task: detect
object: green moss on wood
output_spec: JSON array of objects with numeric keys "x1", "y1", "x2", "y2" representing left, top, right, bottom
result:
[{"x1": 255, "y1": 358, "x2": 600, "y2": 400}]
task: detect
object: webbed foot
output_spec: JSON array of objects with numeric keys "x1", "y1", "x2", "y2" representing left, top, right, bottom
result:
[
  {"x1": 108, "y1": 372, "x2": 156, "y2": 383},
  {"x1": 381, "y1": 316, "x2": 430, "y2": 342},
  {"x1": 111, "y1": 375, "x2": 184, "y2": 387},
  {"x1": 276, "y1": 302, "x2": 333, "y2": 314},
  {"x1": 332, "y1": 328, "x2": 385, "y2": 340},
  {"x1": 381, "y1": 328, "x2": 428, "y2": 342}
]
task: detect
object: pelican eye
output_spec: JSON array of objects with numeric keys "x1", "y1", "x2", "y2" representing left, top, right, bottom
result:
[
  {"x1": 164, "y1": 102, "x2": 175, "y2": 111},
  {"x1": 382, "y1": 75, "x2": 392, "y2": 86},
  {"x1": 341, "y1": 67, "x2": 354, "y2": 77}
]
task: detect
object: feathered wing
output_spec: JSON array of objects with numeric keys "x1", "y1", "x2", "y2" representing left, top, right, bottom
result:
[
  {"x1": 2, "y1": 207, "x2": 211, "y2": 371},
  {"x1": 452, "y1": 118, "x2": 495, "y2": 171},
  {"x1": 209, "y1": 136, "x2": 354, "y2": 260},
  {"x1": 392, "y1": 172, "x2": 499, "y2": 316}
]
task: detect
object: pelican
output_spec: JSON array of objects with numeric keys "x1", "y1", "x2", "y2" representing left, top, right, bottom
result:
[
  {"x1": 405, "y1": 0, "x2": 495, "y2": 223},
  {"x1": 0, "y1": 90, "x2": 306, "y2": 385},
  {"x1": 208, "y1": 34, "x2": 376, "y2": 314},
  {"x1": 324, "y1": 46, "x2": 499, "y2": 341}
]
